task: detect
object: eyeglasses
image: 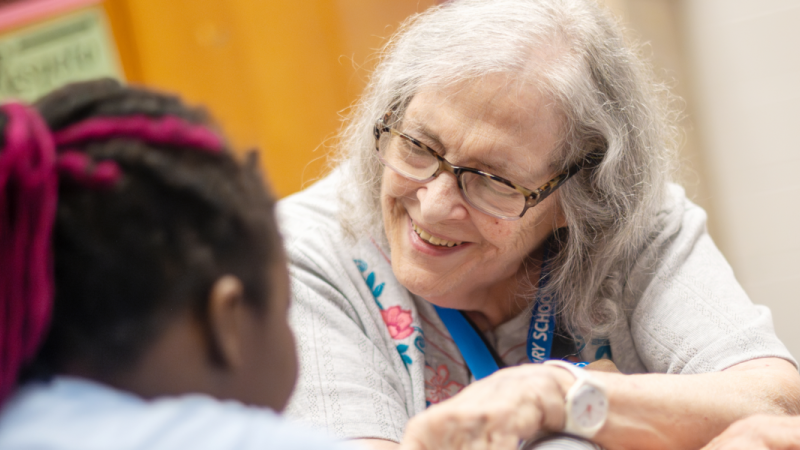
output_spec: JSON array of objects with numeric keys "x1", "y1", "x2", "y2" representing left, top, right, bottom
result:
[{"x1": 373, "y1": 111, "x2": 594, "y2": 220}]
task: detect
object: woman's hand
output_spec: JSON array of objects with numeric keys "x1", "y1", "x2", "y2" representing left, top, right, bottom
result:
[
  {"x1": 700, "y1": 415, "x2": 800, "y2": 450},
  {"x1": 394, "y1": 357, "x2": 800, "y2": 450},
  {"x1": 399, "y1": 364, "x2": 576, "y2": 450}
]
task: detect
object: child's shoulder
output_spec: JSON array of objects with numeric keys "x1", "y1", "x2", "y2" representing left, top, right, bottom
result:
[{"x1": 0, "y1": 377, "x2": 353, "y2": 450}]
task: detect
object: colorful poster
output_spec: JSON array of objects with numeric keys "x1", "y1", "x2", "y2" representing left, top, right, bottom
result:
[{"x1": 0, "y1": 7, "x2": 122, "y2": 102}]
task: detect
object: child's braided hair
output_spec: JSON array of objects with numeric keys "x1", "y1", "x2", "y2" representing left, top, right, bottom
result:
[{"x1": 0, "y1": 78, "x2": 281, "y2": 403}]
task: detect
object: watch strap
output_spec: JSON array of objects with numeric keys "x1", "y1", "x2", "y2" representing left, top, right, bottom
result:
[
  {"x1": 544, "y1": 359, "x2": 588, "y2": 382},
  {"x1": 544, "y1": 360, "x2": 607, "y2": 439}
]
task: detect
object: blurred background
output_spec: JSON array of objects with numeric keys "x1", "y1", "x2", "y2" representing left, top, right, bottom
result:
[{"x1": 1, "y1": 0, "x2": 798, "y2": 358}]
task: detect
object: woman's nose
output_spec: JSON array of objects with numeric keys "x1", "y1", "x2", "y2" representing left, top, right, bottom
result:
[{"x1": 417, "y1": 172, "x2": 469, "y2": 222}]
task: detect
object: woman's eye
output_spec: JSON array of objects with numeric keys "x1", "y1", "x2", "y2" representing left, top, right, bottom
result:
[
  {"x1": 403, "y1": 132, "x2": 441, "y2": 153},
  {"x1": 399, "y1": 137, "x2": 428, "y2": 155},
  {"x1": 484, "y1": 179, "x2": 518, "y2": 197},
  {"x1": 397, "y1": 137, "x2": 435, "y2": 168}
]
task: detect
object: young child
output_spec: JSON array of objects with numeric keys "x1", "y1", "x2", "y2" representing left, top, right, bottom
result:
[{"x1": 0, "y1": 79, "x2": 349, "y2": 449}]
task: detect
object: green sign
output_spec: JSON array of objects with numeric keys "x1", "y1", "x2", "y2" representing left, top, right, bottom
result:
[{"x1": 0, "y1": 7, "x2": 122, "y2": 102}]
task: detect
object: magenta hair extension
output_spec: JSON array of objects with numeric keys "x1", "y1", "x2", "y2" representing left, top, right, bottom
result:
[
  {"x1": 53, "y1": 115, "x2": 224, "y2": 154},
  {"x1": 56, "y1": 150, "x2": 121, "y2": 189},
  {"x1": 0, "y1": 103, "x2": 58, "y2": 403}
]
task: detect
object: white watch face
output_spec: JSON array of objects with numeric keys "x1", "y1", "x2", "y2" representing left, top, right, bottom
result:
[{"x1": 569, "y1": 384, "x2": 608, "y2": 429}]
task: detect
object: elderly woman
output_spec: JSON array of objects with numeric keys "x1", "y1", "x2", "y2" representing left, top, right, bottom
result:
[{"x1": 278, "y1": 1, "x2": 800, "y2": 449}]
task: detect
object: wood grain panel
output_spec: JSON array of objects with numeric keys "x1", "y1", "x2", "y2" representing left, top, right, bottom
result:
[{"x1": 101, "y1": 0, "x2": 435, "y2": 196}]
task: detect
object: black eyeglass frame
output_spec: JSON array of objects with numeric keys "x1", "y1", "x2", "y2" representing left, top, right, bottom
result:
[{"x1": 373, "y1": 110, "x2": 597, "y2": 220}]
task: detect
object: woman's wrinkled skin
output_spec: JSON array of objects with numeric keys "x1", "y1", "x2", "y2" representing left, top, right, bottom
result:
[
  {"x1": 701, "y1": 415, "x2": 800, "y2": 450},
  {"x1": 382, "y1": 76, "x2": 566, "y2": 331},
  {"x1": 402, "y1": 360, "x2": 621, "y2": 450}
]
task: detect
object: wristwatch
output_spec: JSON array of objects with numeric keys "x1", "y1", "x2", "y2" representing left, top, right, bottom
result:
[{"x1": 543, "y1": 360, "x2": 609, "y2": 439}]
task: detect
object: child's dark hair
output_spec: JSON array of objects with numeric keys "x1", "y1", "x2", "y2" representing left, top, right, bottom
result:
[{"x1": 0, "y1": 78, "x2": 282, "y2": 402}]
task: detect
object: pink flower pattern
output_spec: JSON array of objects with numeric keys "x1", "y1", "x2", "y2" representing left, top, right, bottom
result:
[
  {"x1": 425, "y1": 364, "x2": 464, "y2": 404},
  {"x1": 381, "y1": 305, "x2": 414, "y2": 340}
]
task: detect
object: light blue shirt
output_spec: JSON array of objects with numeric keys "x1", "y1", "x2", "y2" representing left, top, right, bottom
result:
[{"x1": 0, "y1": 376, "x2": 352, "y2": 450}]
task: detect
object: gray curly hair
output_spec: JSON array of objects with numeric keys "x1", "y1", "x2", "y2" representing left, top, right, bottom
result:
[{"x1": 334, "y1": 0, "x2": 679, "y2": 337}]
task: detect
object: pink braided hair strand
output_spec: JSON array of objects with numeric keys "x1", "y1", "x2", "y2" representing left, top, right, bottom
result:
[{"x1": 0, "y1": 103, "x2": 58, "y2": 403}]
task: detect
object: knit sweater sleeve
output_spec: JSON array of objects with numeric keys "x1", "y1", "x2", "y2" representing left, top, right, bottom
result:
[{"x1": 623, "y1": 184, "x2": 796, "y2": 374}]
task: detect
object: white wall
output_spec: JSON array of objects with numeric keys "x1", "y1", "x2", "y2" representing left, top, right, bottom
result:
[{"x1": 681, "y1": 0, "x2": 800, "y2": 358}]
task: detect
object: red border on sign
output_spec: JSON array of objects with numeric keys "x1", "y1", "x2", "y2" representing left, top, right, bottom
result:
[{"x1": 0, "y1": 0, "x2": 102, "y2": 33}]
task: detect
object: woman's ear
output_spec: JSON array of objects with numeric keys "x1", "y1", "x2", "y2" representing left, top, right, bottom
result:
[{"x1": 206, "y1": 275, "x2": 247, "y2": 369}]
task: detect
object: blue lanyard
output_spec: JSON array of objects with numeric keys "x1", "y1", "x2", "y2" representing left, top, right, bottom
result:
[
  {"x1": 432, "y1": 305, "x2": 500, "y2": 380},
  {"x1": 526, "y1": 242, "x2": 555, "y2": 364},
  {"x1": 434, "y1": 244, "x2": 557, "y2": 379}
]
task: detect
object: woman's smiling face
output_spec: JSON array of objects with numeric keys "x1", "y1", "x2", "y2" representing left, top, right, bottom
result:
[{"x1": 380, "y1": 76, "x2": 566, "y2": 326}]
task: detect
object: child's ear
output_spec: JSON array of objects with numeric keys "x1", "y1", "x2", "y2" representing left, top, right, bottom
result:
[{"x1": 206, "y1": 275, "x2": 247, "y2": 369}]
